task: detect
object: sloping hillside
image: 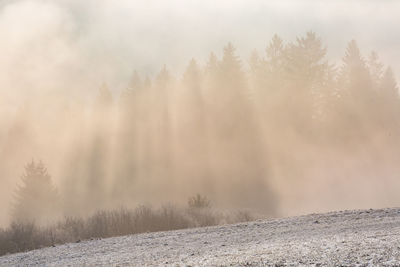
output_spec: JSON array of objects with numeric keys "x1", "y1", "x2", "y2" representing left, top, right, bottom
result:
[{"x1": 1, "y1": 208, "x2": 400, "y2": 266}]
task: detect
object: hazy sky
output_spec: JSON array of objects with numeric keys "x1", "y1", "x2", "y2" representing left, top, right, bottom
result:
[
  {"x1": 0, "y1": 0, "x2": 400, "y2": 226},
  {"x1": 0, "y1": 0, "x2": 399, "y2": 107}
]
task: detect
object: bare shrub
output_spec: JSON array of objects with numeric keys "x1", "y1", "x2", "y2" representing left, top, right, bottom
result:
[
  {"x1": 8, "y1": 222, "x2": 38, "y2": 253},
  {"x1": 188, "y1": 194, "x2": 211, "y2": 209},
  {"x1": 86, "y1": 210, "x2": 112, "y2": 238},
  {"x1": 226, "y1": 210, "x2": 255, "y2": 224},
  {"x1": 0, "y1": 201, "x2": 256, "y2": 256},
  {"x1": 187, "y1": 208, "x2": 221, "y2": 227},
  {"x1": 133, "y1": 205, "x2": 158, "y2": 233},
  {"x1": 158, "y1": 204, "x2": 191, "y2": 231},
  {"x1": 57, "y1": 217, "x2": 86, "y2": 242},
  {"x1": 187, "y1": 195, "x2": 222, "y2": 227},
  {"x1": 107, "y1": 208, "x2": 135, "y2": 236},
  {"x1": 0, "y1": 228, "x2": 10, "y2": 256}
]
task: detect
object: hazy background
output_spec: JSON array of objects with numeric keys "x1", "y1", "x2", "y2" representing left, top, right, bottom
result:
[
  {"x1": 1, "y1": 0, "x2": 399, "y2": 104},
  {"x1": 1, "y1": 0, "x2": 400, "y2": 226}
]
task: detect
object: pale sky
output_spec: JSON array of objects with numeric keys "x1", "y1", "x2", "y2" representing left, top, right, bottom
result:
[{"x1": 0, "y1": 0, "x2": 399, "y2": 105}]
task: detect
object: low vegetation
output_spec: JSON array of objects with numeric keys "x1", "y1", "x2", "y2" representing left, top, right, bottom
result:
[{"x1": 0, "y1": 197, "x2": 254, "y2": 256}]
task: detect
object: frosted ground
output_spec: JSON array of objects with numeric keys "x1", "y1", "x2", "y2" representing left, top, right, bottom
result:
[{"x1": 1, "y1": 208, "x2": 400, "y2": 266}]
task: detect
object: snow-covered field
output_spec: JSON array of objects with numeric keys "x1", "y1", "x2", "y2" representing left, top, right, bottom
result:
[{"x1": 1, "y1": 208, "x2": 400, "y2": 266}]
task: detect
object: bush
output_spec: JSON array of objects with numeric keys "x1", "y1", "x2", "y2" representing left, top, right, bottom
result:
[
  {"x1": 225, "y1": 210, "x2": 255, "y2": 224},
  {"x1": 9, "y1": 222, "x2": 38, "y2": 252},
  {"x1": 106, "y1": 208, "x2": 135, "y2": 236},
  {"x1": 57, "y1": 217, "x2": 86, "y2": 243},
  {"x1": 188, "y1": 194, "x2": 211, "y2": 209},
  {"x1": 158, "y1": 204, "x2": 191, "y2": 231},
  {"x1": 0, "y1": 228, "x2": 9, "y2": 255},
  {"x1": 0, "y1": 199, "x2": 256, "y2": 256}
]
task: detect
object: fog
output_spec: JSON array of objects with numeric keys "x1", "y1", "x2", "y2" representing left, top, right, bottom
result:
[{"x1": 1, "y1": 0, "x2": 400, "y2": 226}]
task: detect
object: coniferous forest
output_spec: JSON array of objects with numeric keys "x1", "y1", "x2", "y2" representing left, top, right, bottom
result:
[{"x1": 1, "y1": 32, "x2": 400, "y2": 229}]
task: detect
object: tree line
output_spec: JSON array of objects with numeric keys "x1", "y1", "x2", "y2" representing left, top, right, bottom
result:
[{"x1": 5, "y1": 32, "x2": 400, "y2": 225}]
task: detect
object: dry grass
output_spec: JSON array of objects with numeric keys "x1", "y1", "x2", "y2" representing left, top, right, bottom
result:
[{"x1": 0, "y1": 200, "x2": 255, "y2": 256}]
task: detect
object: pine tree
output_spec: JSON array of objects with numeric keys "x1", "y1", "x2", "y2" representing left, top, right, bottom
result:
[
  {"x1": 380, "y1": 67, "x2": 399, "y2": 99},
  {"x1": 205, "y1": 44, "x2": 275, "y2": 213},
  {"x1": 156, "y1": 65, "x2": 171, "y2": 89},
  {"x1": 339, "y1": 40, "x2": 371, "y2": 95},
  {"x1": 286, "y1": 32, "x2": 328, "y2": 87},
  {"x1": 248, "y1": 49, "x2": 265, "y2": 94},
  {"x1": 219, "y1": 43, "x2": 245, "y2": 91},
  {"x1": 83, "y1": 84, "x2": 114, "y2": 212},
  {"x1": 11, "y1": 160, "x2": 60, "y2": 224},
  {"x1": 129, "y1": 71, "x2": 143, "y2": 91},
  {"x1": 182, "y1": 58, "x2": 204, "y2": 113},
  {"x1": 96, "y1": 83, "x2": 113, "y2": 107},
  {"x1": 266, "y1": 34, "x2": 285, "y2": 72},
  {"x1": 379, "y1": 67, "x2": 400, "y2": 127},
  {"x1": 332, "y1": 40, "x2": 377, "y2": 142},
  {"x1": 203, "y1": 52, "x2": 219, "y2": 105},
  {"x1": 183, "y1": 59, "x2": 202, "y2": 88},
  {"x1": 121, "y1": 71, "x2": 143, "y2": 101},
  {"x1": 367, "y1": 51, "x2": 384, "y2": 89},
  {"x1": 251, "y1": 35, "x2": 286, "y2": 122},
  {"x1": 264, "y1": 34, "x2": 286, "y2": 90},
  {"x1": 281, "y1": 32, "x2": 331, "y2": 133},
  {"x1": 205, "y1": 52, "x2": 218, "y2": 76},
  {"x1": 144, "y1": 75, "x2": 152, "y2": 89}
]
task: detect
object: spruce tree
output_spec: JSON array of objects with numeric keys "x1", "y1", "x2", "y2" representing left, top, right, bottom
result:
[{"x1": 11, "y1": 160, "x2": 60, "y2": 224}]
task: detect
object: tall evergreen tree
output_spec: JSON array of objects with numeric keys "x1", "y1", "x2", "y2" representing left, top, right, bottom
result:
[
  {"x1": 266, "y1": 34, "x2": 285, "y2": 74},
  {"x1": 380, "y1": 67, "x2": 399, "y2": 100},
  {"x1": 248, "y1": 49, "x2": 266, "y2": 99},
  {"x1": 331, "y1": 40, "x2": 378, "y2": 142},
  {"x1": 219, "y1": 43, "x2": 246, "y2": 91},
  {"x1": 367, "y1": 51, "x2": 384, "y2": 89},
  {"x1": 205, "y1": 52, "x2": 218, "y2": 76},
  {"x1": 129, "y1": 71, "x2": 143, "y2": 91},
  {"x1": 82, "y1": 84, "x2": 114, "y2": 211},
  {"x1": 203, "y1": 52, "x2": 219, "y2": 106},
  {"x1": 379, "y1": 67, "x2": 400, "y2": 128},
  {"x1": 281, "y1": 32, "x2": 331, "y2": 133},
  {"x1": 339, "y1": 40, "x2": 372, "y2": 96},
  {"x1": 182, "y1": 59, "x2": 204, "y2": 124},
  {"x1": 286, "y1": 32, "x2": 328, "y2": 87},
  {"x1": 11, "y1": 160, "x2": 60, "y2": 224},
  {"x1": 183, "y1": 59, "x2": 202, "y2": 87},
  {"x1": 204, "y1": 44, "x2": 275, "y2": 213}
]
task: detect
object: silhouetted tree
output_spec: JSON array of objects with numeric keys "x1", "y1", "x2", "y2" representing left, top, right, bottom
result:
[
  {"x1": 329, "y1": 40, "x2": 375, "y2": 141},
  {"x1": 367, "y1": 51, "x2": 384, "y2": 89},
  {"x1": 284, "y1": 32, "x2": 331, "y2": 132},
  {"x1": 378, "y1": 67, "x2": 400, "y2": 128},
  {"x1": 202, "y1": 44, "x2": 276, "y2": 213},
  {"x1": 181, "y1": 58, "x2": 205, "y2": 135},
  {"x1": 250, "y1": 35, "x2": 286, "y2": 129},
  {"x1": 96, "y1": 83, "x2": 113, "y2": 108},
  {"x1": 11, "y1": 160, "x2": 60, "y2": 224},
  {"x1": 144, "y1": 75, "x2": 152, "y2": 89},
  {"x1": 129, "y1": 71, "x2": 143, "y2": 91},
  {"x1": 339, "y1": 40, "x2": 372, "y2": 96},
  {"x1": 114, "y1": 71, "x2": 147, "y2": 204},
  {"x1": 266, "y1": 34, "x2": 285, "y2": 68},
  {"x1": 82, "y1": 84, "x2": 114, "y2": 212},
  {"x1": 380, "y1": 67, "x2": 399, "y2": 100}
]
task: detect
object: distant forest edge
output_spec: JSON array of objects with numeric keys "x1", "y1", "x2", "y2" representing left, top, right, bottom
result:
[{"x1": 2, "y1": 32, "x2": 400, "y2": 227}]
